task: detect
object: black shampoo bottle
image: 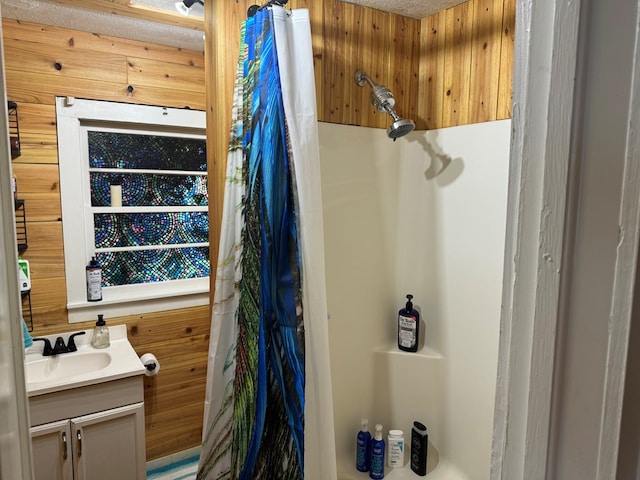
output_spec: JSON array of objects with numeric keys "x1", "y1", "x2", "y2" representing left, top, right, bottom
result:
[{"x1": 411, "y1": 421, "x2": 428, "y2": 476}]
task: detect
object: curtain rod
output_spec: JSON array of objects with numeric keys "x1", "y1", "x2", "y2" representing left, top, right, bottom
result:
[{"x1": 247, "y1": 0, "x2": 289, "y2": 18}]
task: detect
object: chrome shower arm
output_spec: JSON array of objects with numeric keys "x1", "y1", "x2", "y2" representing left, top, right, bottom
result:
[
  {"x1": 383, "y1": 103, "x2": 402, "y2": 122},
  {"x1": 355, "y1": 70, "x2": 376, "y2": 89},
  {"x1": 354, "y1": 68, "x2": 415, "y2": 140}
]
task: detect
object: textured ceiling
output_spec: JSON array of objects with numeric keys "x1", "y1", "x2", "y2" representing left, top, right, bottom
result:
[
  {"x1": 131, "y1": 0, "x2": 203, "y2": 19},
  {"x1": 340, "y1": 0, "x2": 469, "y2": 19},
  {"x1": 0, "y1": 0, "x2": 204, "y2": 51},
  {"x1": 0, "y1": 0, "x2": 467, "y2": 53}
]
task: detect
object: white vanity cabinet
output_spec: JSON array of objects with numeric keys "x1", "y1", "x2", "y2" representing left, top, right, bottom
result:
[
  {"x1": 29, "y1": 375, "x2": 145, "y2": 480},
  {"x1": 31, "y1": 419, "x2": 72, "y2": 480}
]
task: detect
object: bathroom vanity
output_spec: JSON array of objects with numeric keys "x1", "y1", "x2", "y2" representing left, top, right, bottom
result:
[{"x1": 25, "y1": 325, "x2": 146, "y2": 480}]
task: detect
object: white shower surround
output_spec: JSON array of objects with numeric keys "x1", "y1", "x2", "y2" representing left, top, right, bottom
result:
[{"x1": 319, "y1": 119, "x2": 510, "y2": 480}]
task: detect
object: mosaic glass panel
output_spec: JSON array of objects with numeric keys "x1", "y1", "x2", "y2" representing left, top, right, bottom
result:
[
  {"x1": 88, "y1": 131, "x2": 206, "y2": 171},
  {"x1": 96, "y1": 247, "x2": 209, "y2": 286},
  {"x1": 94, "y1": 212, "x2": 209, "y2": 248},
  {"x1": 90, "y1": 172, "x2": 208, "y2": 207},
  {"x1": 88, "y1": 130, "x2": 209, "y2": 286}
]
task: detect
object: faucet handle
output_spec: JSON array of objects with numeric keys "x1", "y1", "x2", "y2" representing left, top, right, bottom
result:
[
  {"x1": 52, "y1": 336, "x2": 68, "y2": 355},
  {"x1": 32, "y1": 337, "x2": 53, "y2": 356},
  {"x1": 67, "y1": 331, "x2": 86, "y2": 352}
]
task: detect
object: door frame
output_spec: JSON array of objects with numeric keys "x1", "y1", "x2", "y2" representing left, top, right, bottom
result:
[
  {"x1": 491, "y1": 0, "x2": 640, "y2": 478},
  {"x1": 0, "y1": 8, "x2": 35, "y2": 479}
]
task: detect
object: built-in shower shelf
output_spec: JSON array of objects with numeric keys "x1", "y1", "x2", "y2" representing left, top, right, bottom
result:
[
  {"x1": 338, "y1": 451, "x2": 466, "y2": 480},
  {"x1": 375, "y1": 344, "x2": 443, "y2": 359}
]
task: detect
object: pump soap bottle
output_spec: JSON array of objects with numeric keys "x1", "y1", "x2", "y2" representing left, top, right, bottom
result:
[
  {"x1": 86, "y1": 256, "x2": 102, "y2": 302},
  {"x1": 91, "y1": 314, "x2": 110, "y2": 349},
  {"x1": 398, "y1": 294, "x2": 420, "y2": 352},
  {"x1": 356, "y1": 418, "x2": 372, "y2": 472}
]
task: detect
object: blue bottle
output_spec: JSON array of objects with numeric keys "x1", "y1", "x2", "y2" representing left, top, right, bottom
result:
[
  {"x1": 369, "y1": 424, "x2": 385, "y2": 479},
  {"x1": 398, "y1": 294, "x2": 420, "y2": 352},
  {"x1": 356, "y1": 418, "x2": 371, "y2": 472}
]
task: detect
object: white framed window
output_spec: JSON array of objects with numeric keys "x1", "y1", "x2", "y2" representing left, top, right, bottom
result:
[{"x1": 56, "y1": 97, "x2": 208, "y2": 323}]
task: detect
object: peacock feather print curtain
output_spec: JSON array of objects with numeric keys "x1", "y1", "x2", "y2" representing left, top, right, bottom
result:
[{"x1": 197, "y1": 6, "x2": 337, "y2": 480}]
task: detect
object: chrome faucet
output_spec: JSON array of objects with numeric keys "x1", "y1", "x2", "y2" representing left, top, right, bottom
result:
[{"x1": 32, "y1": 331, "x2": 86, "y2": 356}]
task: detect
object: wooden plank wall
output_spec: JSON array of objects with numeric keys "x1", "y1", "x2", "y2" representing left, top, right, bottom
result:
[
  {"x1": 3, "y1": 18, "x2": 208, "y2": 460},
  {"x1": 419, "y1": 0, "x2": 515, "y2": 129}
]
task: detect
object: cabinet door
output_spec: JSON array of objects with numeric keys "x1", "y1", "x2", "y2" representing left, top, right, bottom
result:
[
  {"x1": 71, "y1": 402, "x2": 145, "y2": 480},
  {"x1": 30, "y1": 420, "x2": 73, "y2": 480}
]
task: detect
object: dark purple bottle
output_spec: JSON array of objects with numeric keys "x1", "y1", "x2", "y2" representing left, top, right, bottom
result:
[{"x1": 398, "y1": 294, "x2": 420, "y2": 352}]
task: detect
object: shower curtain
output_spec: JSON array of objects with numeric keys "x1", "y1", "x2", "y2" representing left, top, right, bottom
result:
[{"x1": 197, "y1": 6, "x2": 337, "y2": 480}]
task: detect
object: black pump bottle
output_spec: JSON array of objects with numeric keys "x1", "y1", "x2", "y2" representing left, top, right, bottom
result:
[{"x1": 398, "y1": 294, "x2": 420, "y2": 352}]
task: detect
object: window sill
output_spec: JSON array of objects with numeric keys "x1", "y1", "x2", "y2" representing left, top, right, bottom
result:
[{"x1": 67, "y1": 288, "x2": 209, "y2": 324}]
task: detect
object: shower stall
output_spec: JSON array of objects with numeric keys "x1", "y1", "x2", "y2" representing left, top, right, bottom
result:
[{"x1": 318, "y1": 119, "x2": 510, "y2": 480}]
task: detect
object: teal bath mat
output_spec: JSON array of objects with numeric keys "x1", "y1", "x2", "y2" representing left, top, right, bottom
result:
[{"x1": 147, "y1": 454, "x2": 199, "y2": 480}]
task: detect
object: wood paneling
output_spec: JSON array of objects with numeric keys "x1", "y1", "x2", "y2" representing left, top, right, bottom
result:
[
  {"x1": 11, "y1": 163, "x2": 60, "y2": 193},
  {"x1": 497, "y1": 0, "x2": 516, "y2": 119},
  {"x1": 11, "y1": 145, "x2": 58, "y2": 165},
  {"x1": 18, "y1": 222, "x2": 64, "y2": 264},
  {"x1": 7, "y1": 70, "x2": 129, "y2": 105},
  {"x1": 442, "y1": 2, "x2": 473, "y2": 126},
  {"x1": 3, "y1": 18, "x2": 207, "y2": 461},
  {"x1": 3, "y1": 38, "x2": 128, "y2": 82},
  {"x1": 144, "y1": 403, "x2": 204, "y2": 460},
  {"x1": 125, "y1": 306, "x2": 210, "y2": 459},
  {"x1": 418, "y1": 0, "x2": 514, "y2": 130},
  {"x1": 15, "y1": 103, "x2": 56, "y2": 135},
  {"x1": 468, "y1": 0, "x2": 503, "y2": 123},
  {"x1": 318, "y1": 1, "x2": 421, "y2": 129},
  {"x1": 126, "y1": 57, "x2": 205, "y2": 94}
]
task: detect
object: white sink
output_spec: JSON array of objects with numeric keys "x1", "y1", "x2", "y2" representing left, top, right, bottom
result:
[
  {"x1": 24, "y1": 324, "x2": 146, "y2": 397},
  {"x1": 26, "y1": 351, "x2": 112, "y2": 383}
]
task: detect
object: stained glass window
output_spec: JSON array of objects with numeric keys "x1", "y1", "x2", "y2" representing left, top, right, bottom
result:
[
  {"x1": 57, "y1": 98, "x2": 208, "y2": 322},
  {"x1": 94, "y1": 212, "x2": 209, "y2": 248},
  {"x1": 88, "y1": 130, "x2": 209, "y2": 286},
  {"x1": 96, "y1": 247, "x2": 210, "y2": 286}
]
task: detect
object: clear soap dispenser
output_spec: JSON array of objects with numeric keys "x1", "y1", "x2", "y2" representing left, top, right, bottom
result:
[{"x1": 91, "y1": 314, "x2": 110, "y2": 349}]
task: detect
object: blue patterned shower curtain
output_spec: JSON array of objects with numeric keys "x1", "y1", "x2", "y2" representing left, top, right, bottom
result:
[{"x1": 197, "y1": 7, "x2": 337, "y2": 480}]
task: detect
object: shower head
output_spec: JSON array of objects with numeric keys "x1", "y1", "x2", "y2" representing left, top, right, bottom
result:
[
  {"x1": 354, "y1": 70, "x2": 415, "y2": 140},
  {"x1": 387, "y1": 110, "x2": 417, "y2": 140}
]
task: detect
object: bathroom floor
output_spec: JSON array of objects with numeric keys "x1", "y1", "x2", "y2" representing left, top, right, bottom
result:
[{"x1": 146, "y1": 453, "x2": 199, "y2": 480}]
